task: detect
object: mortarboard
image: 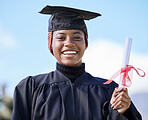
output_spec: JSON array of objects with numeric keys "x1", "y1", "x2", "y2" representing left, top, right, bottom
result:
[{"x1": 39, "y1": 5, "x2": 101, "y2": 35}]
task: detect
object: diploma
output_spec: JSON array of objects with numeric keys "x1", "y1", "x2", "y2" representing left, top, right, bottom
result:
[
  {"x1": 118, "y1": 38, "x2": 132, "y2": 88},
  {"x1": 104, "y1": 37, "x2": 145, "y2": 86}
]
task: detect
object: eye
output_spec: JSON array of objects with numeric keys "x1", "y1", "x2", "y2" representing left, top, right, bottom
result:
[
  {"x1": 73, "y1": 36, "x2": 82, "y2": 41},
  {"x1": 57, "y1": 36, "x2": 65, "y2": 40}
]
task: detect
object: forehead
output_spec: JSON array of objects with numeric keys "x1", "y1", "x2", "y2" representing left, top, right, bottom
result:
[{"x1": 53, "y1": 29, "x2": 85, "y2": 36}]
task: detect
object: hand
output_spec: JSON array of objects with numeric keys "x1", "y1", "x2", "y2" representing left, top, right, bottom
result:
[{"x1": 110, "y1": 87, "x2": 131, "y2": 114}]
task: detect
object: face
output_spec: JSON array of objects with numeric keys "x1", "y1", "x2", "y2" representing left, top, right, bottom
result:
[{"x1": 51, "y1": 30, "x2": 87, "y2": 66}]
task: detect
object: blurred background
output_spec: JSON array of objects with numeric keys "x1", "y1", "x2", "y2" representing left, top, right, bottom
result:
[{"x1": 0, "y1": 0, "x2": 148, "y2": 119}]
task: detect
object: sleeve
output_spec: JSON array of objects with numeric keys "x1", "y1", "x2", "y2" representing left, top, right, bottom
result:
[
  {"x1": 11, "y1": 76, "x2": 36, "y2": 120},
  {"x1": 102, "y1": 101, "x2": 142, "y2": 120},
  {"x1": 122, "y1": 102, "x2": 142, "y2": 120},
  {"x1": 102, "y1": 82, "x2": 142, "y2": 120}
]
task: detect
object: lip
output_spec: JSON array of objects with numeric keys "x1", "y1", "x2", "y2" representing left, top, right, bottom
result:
[{"x1": 62, "y1": 50, "x2": 78, "y2": 56}]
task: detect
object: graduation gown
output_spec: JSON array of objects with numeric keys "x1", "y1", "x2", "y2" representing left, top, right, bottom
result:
[{"x1": 11, "y1": 70, "x2": 142, "y2": 120}]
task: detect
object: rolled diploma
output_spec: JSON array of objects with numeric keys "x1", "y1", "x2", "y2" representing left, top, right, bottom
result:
[{"x1": 118, "y1": 38, "x2": 132, "y2": 88}]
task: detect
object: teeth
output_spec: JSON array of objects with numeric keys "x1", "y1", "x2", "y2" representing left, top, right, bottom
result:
[{"x1": 63, "y1": 51, "x2": 77, "y2": 55}]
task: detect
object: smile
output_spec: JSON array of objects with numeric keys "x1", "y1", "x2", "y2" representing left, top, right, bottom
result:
[{"x1": 62, "y1": 51, "x2": 78, "y2": 55}]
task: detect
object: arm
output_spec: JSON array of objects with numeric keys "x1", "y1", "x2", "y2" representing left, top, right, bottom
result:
[{"x1": 11, "y1": 77, "x2": 35, "y2": 120}]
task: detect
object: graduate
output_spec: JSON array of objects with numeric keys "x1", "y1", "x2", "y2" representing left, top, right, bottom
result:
[{"x1": 11, "y1": 5, "x2": 142, "y2": 120}]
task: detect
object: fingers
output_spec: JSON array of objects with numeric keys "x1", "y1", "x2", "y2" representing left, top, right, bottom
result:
[
  {"x1": 112, "y1": 88, "x2": 130, "y2": 106},
  {"x1": 110, "y1": 87, "x2": 131, "y2": 114}
]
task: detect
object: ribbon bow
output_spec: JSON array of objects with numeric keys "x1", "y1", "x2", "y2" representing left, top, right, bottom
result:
[{"x1": 104, "y1": 65, "x2": 146, "y2": 87}]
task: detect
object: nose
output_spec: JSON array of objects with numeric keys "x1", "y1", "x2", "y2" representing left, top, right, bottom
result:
[{"x1": 64, "y1": 37, "x2": 75, "y2": 47}]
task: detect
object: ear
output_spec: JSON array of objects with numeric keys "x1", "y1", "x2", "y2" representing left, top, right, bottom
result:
[
  {"x1": 48, "y1": 32, "x2": 54, "y2": 55},
  {"x1": 85, "y1": 45, "x2": 88, "y2": 50},
  {"x1": 85, "y1": 35, "x2": 88, "y2": 49}
]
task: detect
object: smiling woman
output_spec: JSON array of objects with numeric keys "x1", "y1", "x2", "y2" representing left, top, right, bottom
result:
[
  {"x1": 11, "y1": 5, "x2": 142, "y2": 120},
  {"x1": 52, "y1": 30, "x2": 87, "y2": 66}
]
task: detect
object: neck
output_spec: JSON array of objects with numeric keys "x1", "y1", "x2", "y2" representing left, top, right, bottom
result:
[{"x1": 56, "y1": 62, "x2": 85, "y2": 83}]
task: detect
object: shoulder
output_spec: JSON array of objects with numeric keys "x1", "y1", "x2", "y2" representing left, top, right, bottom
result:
[
  {"x1": 31, "y1": 71, "x2": 55, "y2": 86},
  {"x1": 16, "y1": 71, "x2": 55, "y2": 89},
  {"x1": 83, "y1": 72, "x2": 118, "y2": 100},
  {"x1": 85, "y1": 72, "x2": 118, "y2": 93},
  {"x1": 85, "y1": 72, "x2": 118, "y2": 87}
]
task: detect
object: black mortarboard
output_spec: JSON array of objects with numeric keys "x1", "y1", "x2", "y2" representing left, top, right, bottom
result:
[{"x1": 39, "y1": 5, "x2": 101, "y2": 35}]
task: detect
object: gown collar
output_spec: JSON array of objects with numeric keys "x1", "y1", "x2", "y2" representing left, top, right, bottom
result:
[{"x1": 53, "y1": 69, "x2": 108, "y2": 88}]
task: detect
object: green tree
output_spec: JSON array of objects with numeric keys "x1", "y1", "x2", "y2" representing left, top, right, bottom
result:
[{"x1": 0, "y1": 85, "x2": 13, "y2": 120}]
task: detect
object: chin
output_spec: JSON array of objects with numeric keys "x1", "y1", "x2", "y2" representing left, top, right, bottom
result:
[{"x1": 61, "y1": 60, "x2": 82, "y2": 67}]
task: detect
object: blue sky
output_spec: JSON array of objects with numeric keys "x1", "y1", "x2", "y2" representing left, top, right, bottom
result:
[{"x1": 0, "y1": 0, "x2": 148, "y2": 97}]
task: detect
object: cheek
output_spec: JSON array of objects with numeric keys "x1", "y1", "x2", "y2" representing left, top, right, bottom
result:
[
  {"x1": 79, "y1": 41, "x2": 86, "y2": 50},
  {"x1": 51, "y1": 42, "x2": 57, "y2": 54},
  {"x1": 52, "y1": 41, "x2": 62, "y2": 55}
]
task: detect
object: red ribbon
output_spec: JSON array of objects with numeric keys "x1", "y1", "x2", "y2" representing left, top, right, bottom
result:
[{"x1": 104, "y1": 65, "x2": 146, "y2": 87}]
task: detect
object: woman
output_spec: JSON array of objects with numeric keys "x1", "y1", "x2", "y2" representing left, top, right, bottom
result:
[{"x1": 11, "y1": 5, "x2": 142, "y2": 120}]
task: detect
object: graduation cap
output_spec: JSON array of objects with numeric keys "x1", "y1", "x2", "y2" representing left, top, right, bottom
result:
[{"x1": 39, "y1": 5, "x2": 101, "y2": 35}]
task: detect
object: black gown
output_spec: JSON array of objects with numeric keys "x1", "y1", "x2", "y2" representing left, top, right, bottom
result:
[{"x1": 11, "y1": 63, "x2": 142, "y2": 120}]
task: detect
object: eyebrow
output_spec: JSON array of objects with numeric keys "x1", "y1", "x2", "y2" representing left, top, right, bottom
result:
[
  {"x1": 56, "y1": 31, "x2": 83, "y2": 36},
  {"x1": 56, "y1": 33, "x2": 65, "y2": 35},
  {"x1": 73, "y1": 32, "x2": 83, "y2": 35},
  {"x1": 73, "y1": 32, "x2": 83, "y2": 36}
]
